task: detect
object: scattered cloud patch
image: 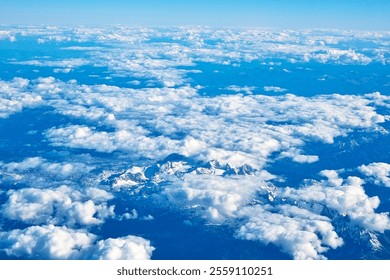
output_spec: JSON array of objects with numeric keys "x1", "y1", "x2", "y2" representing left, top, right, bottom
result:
[
  {"x1": 10, "y1": 58, "x2": 89, "y2": 69},
  {"x1": 2, "y1": 185, "x2": 115, "y2": 226},
  {"x1": 279, "y1": 148, "x2": 319, "y2": 163},
  {"x1": 2, "y1": 157, "x2": 90, "y2": 178},
  {"x1": 359, "y1": 162, "x2": 390, "y2": 187},
  {"x1": 0, "y1": 30, "x2": 16, "y2": 42},
  {"x1": 0, "y1": 225, "x2": 94, "y2": 259},
  {"x1": 263, "y1": 86, "x2": 287, "y2": 93},
  {"x1": 280, "y1": 170, "x2": 390, "y2": 232},
  {"x1": 307, "y1": 49, "x2": 372, "y2": 65},
  {"x1": 0, "y1": 157, "x2": 94, "y2": 189},
  {"x1": 0, "y1": 78, "x2": 42, "y2": 118},
  {"x1": 0, "y1": 225, "x2": 154, "y2": 260},
  {"x1": 235, "y1": 204, "x2": 343, "y2": 260},
  {"x1": 225, "y1": 85, "x2": 257, "y2": 94},
  {"x1": 163, "y1": 172, "x2": 274, "y2": 222},
  {"x1": 89, "y1": 235, "x2": 154, "y2": 260}
]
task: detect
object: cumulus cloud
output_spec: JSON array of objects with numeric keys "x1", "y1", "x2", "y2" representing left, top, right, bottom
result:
[
  {"x1": 307, "y1": 49, "x2": 372, "y2": 64},
  {"x1": 358, "y1": 162, "x2": 390, "y2": 187},
  {"x1": 45, "y1": 125, "x2": 182, "y2": 160},
  {"x1": 0, "y1": 78, "x2": 42, "y2": 118},
  {"x1": 235, "y1": 204, "x2": 343, "y2": 260},
  {"x1": 280, "y1": 171, "x2": 390, "y2": 232},
  {"x1": 0, "y1": 225, "x2": 94, "y2": 259},
  {"x1": 2, "y1": 185, "x2": 115, "y2": 226},
  {"x1": 2, "y1": 157, "x2": 90, "y2": 177},
  {"x1": 0, "y1": 225, "x2": 154, "y2": 260},
  {"x1": 88, "y1": 235, "x2": 154, "y2": 260},
  {"x1": 0, "y1": 157, "x2": 94, "y2": 189},
  {"x1": 163, "y1": 172, "x2": 274, "y2": 222}
]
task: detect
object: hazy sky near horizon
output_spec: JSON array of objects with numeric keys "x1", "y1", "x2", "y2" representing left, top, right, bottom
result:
[{"x1": 0, "y1": 0, "x2": 389, "y2": 30}]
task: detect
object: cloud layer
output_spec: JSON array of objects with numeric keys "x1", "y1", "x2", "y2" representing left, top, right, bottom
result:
[
  {"x1": 0, "y1": 25, "x2": 389, "y2": 260},
  {"x1": 1, "y1": 76, "x2": 386, "y2": 170},
  {"x1": 0, "y1": 75, "x2": 388, "y2": 259}
]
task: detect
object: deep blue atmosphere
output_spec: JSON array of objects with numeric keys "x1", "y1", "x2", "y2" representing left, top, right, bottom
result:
[{"x1": 0, "y1": 25, "x2": 389, "y2": 260}]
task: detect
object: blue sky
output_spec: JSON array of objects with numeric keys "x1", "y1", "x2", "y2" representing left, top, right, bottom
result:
[{"x1": 0, "y1": 0, "x2": 389, "y2": 30}]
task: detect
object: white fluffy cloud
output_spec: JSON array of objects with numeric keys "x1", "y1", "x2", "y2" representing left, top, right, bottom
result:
[
  {"x1": 358, "y1": 162, "x2": 390, "y2": 187},
  {"x1": 2, "y1": 157, "x2": 91, "y2": 178},
  {"x1": 279, "y1": 148, "x2": 319, "y2": 163},
  {"x1": 235, "y1": 204, "x2": 343, "y2": 260},
  {"x1": 0, "y1": 225, "x2": 154, "y2": 260},
  {"x1": 88, "y1": 235, "x2": 154, "y2": 260},
  {"x1": 280, "y1": 171, "x2": 390, "y2": 232},
  {"x1": 0, "y1": 78, "x2": 42, "y2": 118},
  {"x1": 2, "y1": 185, "x2": 115, "y2": 226},
  {"x1": 45, "y1": 125, "x2": 182, "y2": 159},
  {"x1": 163, "y1": 172, "x2": 275, "y2": 222},
  {"x1": 0, "y1": 225, "x2": 93, "y2": 259},
  {"x1": 0, "y1": 157, "x2": 94, "y2": 190}
]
